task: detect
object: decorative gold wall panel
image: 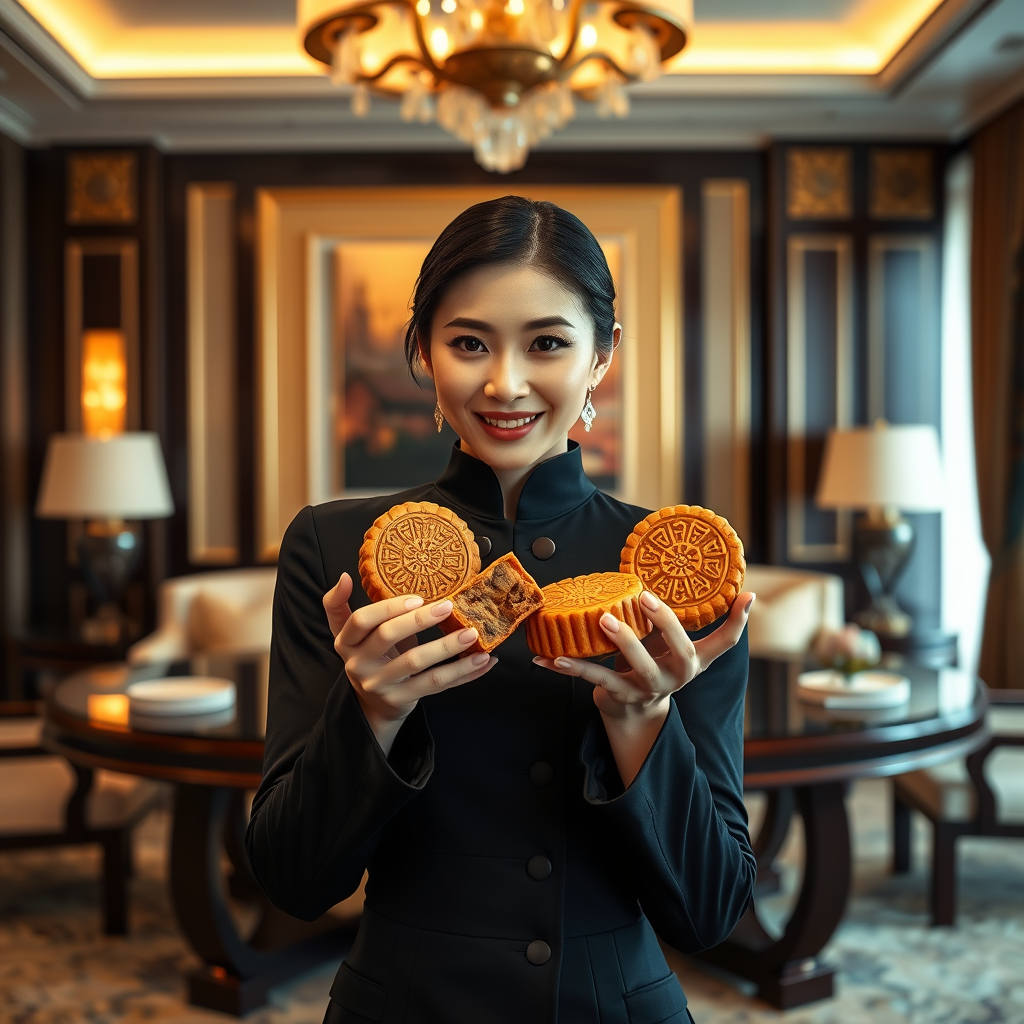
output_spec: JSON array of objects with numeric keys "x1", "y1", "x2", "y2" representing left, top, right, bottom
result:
[
  {"x1": 787, "y1": 148, "x2": 852, "y2": 220},
  {"x1": 869, "y1": 149, "x2": 934, "y2": 220}
]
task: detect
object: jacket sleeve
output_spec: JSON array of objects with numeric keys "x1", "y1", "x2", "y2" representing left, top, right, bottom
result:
[
  {"x1": 580, "y1": 625, "x2": 755, "y2": 952},
  {"x1": 245, "y1": 505, "x2": 434, "y2": 921}
]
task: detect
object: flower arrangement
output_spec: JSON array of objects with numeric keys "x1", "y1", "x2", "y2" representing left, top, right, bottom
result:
[{"x1": 811, "y1": 624, "x2": 882, "y2": 676}]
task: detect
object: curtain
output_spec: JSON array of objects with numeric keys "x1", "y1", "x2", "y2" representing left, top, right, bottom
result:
[{"x1": 972, "y1": 98, "x2": 1024, "y2": 689}]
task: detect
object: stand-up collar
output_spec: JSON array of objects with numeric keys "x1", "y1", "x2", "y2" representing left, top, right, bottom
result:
[{"x1": 435, "y1": 442, "x2": 597, "y2": 522}]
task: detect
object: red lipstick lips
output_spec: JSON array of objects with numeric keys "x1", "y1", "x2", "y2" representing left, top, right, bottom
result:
[{"x1": 475, "y1": 411, "x2": 543, "y2": 441}]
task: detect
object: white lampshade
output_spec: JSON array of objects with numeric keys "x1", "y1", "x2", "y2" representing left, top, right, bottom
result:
[
  {"x1": 36, "y1": 433, "x2": 174, "y2": 520},
  {"x1": 816, "y1": 423, "x2": 944, "y2": 512}
]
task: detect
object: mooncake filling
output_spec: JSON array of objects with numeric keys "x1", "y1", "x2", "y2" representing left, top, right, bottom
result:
[{"x1": 452, "y1": 560, "x2": 540, "y2": 644}]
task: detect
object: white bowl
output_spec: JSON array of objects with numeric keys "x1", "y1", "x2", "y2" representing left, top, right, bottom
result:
[
  {"x1": 797, "y1": 669, "x2": 910, "y2": 709},
  {"x1": 126, "y1": 677, "x2": 236, "y2": 717}
]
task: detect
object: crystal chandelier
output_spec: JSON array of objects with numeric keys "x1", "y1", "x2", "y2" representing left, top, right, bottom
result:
[{"x1": 299, "y1": 0, "x2": 691, "y2": 173}]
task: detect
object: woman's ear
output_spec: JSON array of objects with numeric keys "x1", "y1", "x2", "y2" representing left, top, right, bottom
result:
[
  {"x1": 418, "y1": 332, "x2": 434, "y2": 380},
  {"x1": 591, "y1": 323, "x2": 621, "y2": 386}
]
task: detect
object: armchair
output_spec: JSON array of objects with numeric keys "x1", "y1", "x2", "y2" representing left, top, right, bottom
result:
[
  {"x1": 128, "y1": 568, "x2": 277, "y2": 666},
  {"x1": 893, "y1": 688, "x2": 1024, "y2": 925},
  {"x1": 743, "y1": 565, "x2": 845, "y2": 658},
  {"x1": 0, "y1": 702, "x2": 163, "y2": 934}
]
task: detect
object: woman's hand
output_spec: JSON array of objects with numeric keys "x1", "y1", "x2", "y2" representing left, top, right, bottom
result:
[
  {"x1": 532, "y1": 589, "x2": 755, "y2": 787},
  {"x1": 323, "y1": 572, "x2": 497, "y2": 756}
]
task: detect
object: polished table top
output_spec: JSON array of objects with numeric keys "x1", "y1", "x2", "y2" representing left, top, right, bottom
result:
[{"x1": 43, "y1": 652, "x2": 988, "y2": 789}]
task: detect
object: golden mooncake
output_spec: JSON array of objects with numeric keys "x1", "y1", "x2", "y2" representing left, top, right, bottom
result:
[
  {"x1": 526, "y1": 572, "x2": 651, "y2": 660},
  {"x1": 620, "y1": 505, "x2": 745, "y2": 631},
  {"x1": 439, "y1": 553, "x2": 544, "y2": 653},
  {"x1": 359, "y1": 501, "x2": 480, "y2": 604}
]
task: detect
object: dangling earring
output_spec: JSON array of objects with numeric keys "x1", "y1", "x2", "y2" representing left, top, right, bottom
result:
[
  {"x1": 434, "y1": 402, "x2": 444, "y2": 433},
  {"x1": 581, "y1": 385, "x2": 597, "y2": 432}
]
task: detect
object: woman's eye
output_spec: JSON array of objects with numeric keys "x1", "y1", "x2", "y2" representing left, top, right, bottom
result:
[
  {"x1": 449, "y1": 335, "x2": 487, "y2": 353},
  {"x1": 530, "y1": 335, "x2": 571, "y2": 352}
]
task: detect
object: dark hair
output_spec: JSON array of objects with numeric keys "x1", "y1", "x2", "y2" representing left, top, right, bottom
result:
[{"x1": 404, "y1": 196, "x2": 616, "y2": 376}]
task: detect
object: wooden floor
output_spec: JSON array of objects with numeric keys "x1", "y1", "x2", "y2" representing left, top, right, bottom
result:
[{"x1": 1, "y1": 780, "x2": 1022, "y2": 1023}]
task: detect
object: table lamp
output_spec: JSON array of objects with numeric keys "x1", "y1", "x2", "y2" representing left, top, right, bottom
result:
[
  {"x1": 36, "y1": 432, "x2": 174, "y2": 643},
  {"x1": 816, "y1": 420, "x2": 943, "y2": 638}
]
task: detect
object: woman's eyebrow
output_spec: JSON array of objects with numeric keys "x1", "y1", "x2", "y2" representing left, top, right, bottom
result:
[
  {"x1": 524, "y1": 316, "x2": 575, "y2": 329},
  {"x1": 444, "y1": 317, "x2": 495, "y2": 331}
]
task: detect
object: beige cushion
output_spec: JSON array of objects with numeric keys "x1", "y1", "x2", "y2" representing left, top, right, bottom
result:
[
  {"x1": 188, "y1": 589, "x2": 274, "y2": 655},
  {"x1": 897, "y1": 761, "x2": 976, "y2": 822},
  {"x1": 0, "y1": 718, "x2": 43, "y2": 748},
  {"x1": 0, "y1": 758, "x2": 162, "y2": 836}
]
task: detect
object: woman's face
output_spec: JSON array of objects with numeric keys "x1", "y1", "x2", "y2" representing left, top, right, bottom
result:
[{"x1": 422, "y1": 263, "x2": 616, "y2": 474}]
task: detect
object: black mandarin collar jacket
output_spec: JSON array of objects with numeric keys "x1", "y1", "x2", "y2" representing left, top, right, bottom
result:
[{"x1": 246, "y1": 443, "x2": 755, "y2": 1024}]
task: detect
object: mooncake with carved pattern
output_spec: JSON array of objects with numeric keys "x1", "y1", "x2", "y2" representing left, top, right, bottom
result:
[
  {"x1": 620, "y1": 505, "x2": 745, "y2": 631},
  {"x1": 526, "y1": 572, "x2": 651, "y2": 660},
  {"x1": 359, "y1": 501, "x2": 480, "y2": 604}
]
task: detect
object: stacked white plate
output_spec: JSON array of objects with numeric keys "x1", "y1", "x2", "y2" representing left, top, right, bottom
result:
[
  {"x1": 796, "y1": 669, "x2": 910, "y2": 709},
  {"x1": 126, "y1": 677, "x2": 236, "y2": 717}
]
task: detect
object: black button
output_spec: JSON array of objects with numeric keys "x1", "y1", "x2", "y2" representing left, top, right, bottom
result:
[
  {"x1": 529, "y1": 762, "x2": 553, "y2": 787},
  {"x1": 526, "y1": 940, "x2": 551, "y2": 965},
  {"x1": 527, "y1": 855, "x2": 552, "y2": 880},
  {"x1": 478, "y1": 536, "x2": 492, "y2": 556},
  {"x1": 531, "y1": 537, "x2": 556, "y2": 559}
]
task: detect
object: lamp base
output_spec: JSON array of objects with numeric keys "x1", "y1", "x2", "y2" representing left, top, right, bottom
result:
[
  {"x1": 854, "y1": 514, "x2": 915, "y2": 639},
  {"x1": 76, "y1": 522, "x2": 141, "y2": 645},
  {"x1": 853, "y1": 596, "x2": 912, "y2": 638}
]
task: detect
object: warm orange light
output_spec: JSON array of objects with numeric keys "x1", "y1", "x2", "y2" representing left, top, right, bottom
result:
[
  {"x1": 81, "y1": 329, "x2": 127, "y2": 437},
  {"x1": 18, "y1": 0, "x2": 945, "y2": 80},
  {"x1": 87, "y1": 693, "x2": 130, "y2": 726}
]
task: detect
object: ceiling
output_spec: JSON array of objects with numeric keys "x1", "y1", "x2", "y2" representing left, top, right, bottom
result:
[{"x1": 0, "y1": 0, "x2": 1021, "y2": 151}]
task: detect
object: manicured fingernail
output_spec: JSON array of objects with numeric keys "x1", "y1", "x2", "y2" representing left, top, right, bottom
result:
[
  {"x1": 458, "y1": 628, "x2": 478, "y2": 645},
  {"x1": 405, "y1": 596, "x2": 425, "y2": 609},
  {"x1": 640, "y1": 591, "x2": 661, "y2": 612},
  {"x1": 554, "y1": 657, "x2": 573, "y2": 670},
  {"x1": 600, "y1": 613, "x2": 620, "y2": 632},
  {"x1": 432, "y1": 600, "x2": 453, "y2": 617},
  {"x1": 532, "y1": 656, "x2": 545, "y2": 664},
  {"x1": 470, "y1": 652, "x2": 490, "y2": 667},
  {"x1": 745, "y1": 594, "x2": 756, "y2": 613}
]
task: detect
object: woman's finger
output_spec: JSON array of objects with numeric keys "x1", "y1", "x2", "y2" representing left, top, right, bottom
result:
[
  {"x1": 692, "y1": 592, "x2": 755, "y2": 670},
  {"x1": 638, "y1": 591, "x2": 697, "y2": 665},
  {"x1": 531, "y1": 655, "x2": 633, "y2": 698},
  {"x1": 373, "y1": 627, "x2": 482, "y2": 687},
  {"x1": 338, "y1": 594, "x2": 440, "y2": 651},
  {"x1": 323, "y1": 572, "x2": 355, "y2": 638},
  {"x1": 399, "y1": 652, "x2": 498, "y2": 702},
  {"x1": 596, "y1": 614, "x2": 664, "y2": 695}
]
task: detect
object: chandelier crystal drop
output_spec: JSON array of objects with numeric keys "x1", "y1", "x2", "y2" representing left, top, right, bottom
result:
[{"x1": 299, "y1": 0, "x2": 691, "y2": 172}]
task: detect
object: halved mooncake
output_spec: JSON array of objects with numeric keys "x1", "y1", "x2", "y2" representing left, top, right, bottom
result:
[
  {"x1": 526, "y1": 572, "x2": 651, "y2": 660},
  {"x1": 359, "y1": 501, "x2": 480, "y2": 604},
  {"x1": 620, "y1": 505, "x2": 745, "y2": 631},
  {"x1": 439, "y1": 552, "x2": 544, "y2": 653}
]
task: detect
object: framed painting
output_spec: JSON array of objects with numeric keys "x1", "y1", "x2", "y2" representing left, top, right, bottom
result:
[{"x1": 257, "y1": 186, "x2": 681, "y2": 560}]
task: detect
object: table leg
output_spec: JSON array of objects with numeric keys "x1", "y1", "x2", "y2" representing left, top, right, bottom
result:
[
  {"x1": 169, "y1": 784, "x2": 357, "y2": 1015},
  {"x1": 699, "y1": 781, "x2": 851, "y2": 1009},
  {"x1": 752, "y1": 787, "x2": 794, "y2": 894}
]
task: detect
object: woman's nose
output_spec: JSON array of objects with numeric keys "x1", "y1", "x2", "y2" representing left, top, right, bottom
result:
[{"x1": 483, "y1": 357, "x2": 531, "y2": 403}]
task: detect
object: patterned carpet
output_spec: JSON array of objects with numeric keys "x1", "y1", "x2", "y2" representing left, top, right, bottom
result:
[{"x1": 1, "y1": 780, "x2": 1023, "y2": 1024}]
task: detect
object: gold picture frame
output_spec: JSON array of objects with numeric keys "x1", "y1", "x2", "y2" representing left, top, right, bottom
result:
[{"x1": 256, "y1": 185, "x2": 683, "y2": 561}]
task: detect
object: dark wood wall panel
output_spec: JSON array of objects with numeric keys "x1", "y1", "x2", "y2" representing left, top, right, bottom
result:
[{"x1": 769, "y1": 142, "x2": 947, "y2": 629}]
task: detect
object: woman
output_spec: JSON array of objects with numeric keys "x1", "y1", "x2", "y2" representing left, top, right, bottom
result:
[{"x1": 246, "y1": 196, "x2": 756, "y2": 1024}]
